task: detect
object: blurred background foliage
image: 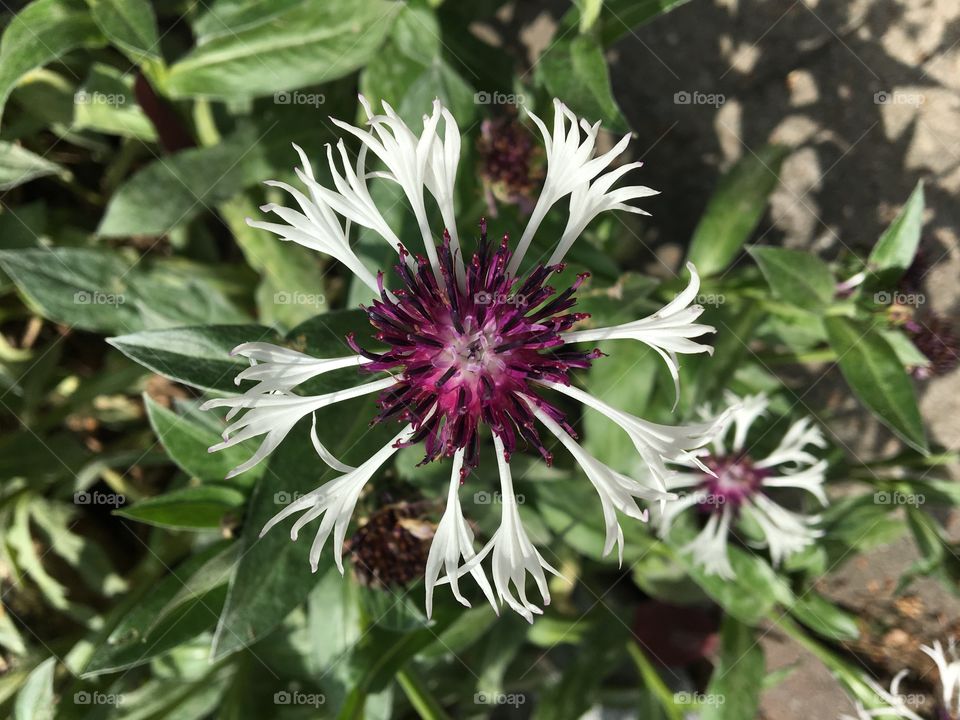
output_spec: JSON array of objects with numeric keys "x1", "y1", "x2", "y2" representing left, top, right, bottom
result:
[{"x1": 0, "y1": 0, "x2": 956, "y2": 718}]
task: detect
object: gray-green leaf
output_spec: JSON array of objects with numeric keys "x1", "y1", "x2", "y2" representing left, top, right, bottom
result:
[
  {"x1": 0, "y1": 142, "x2": 64, "y2": 190},
  {"x1": 824, "y1": 316, "x2": 927, "y2": 453},
  {"x1": 749, "y1": 246, "x2": 836, "y2": 309},
  {"x1": 687, "y1": 146, "x2": 788, "y2": 276}
]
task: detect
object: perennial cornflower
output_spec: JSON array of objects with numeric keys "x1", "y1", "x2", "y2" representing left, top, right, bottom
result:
[
  {"x1": 657, "y1": 393, "x2": 829, "y2": 578},
  {"x1": 204, "y1": 96, "x2": 718, "y2": 621}
]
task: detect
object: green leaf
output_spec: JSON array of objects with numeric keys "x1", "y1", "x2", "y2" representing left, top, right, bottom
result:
[
  {"x1": 532, "y1": 611, "x2": 627, "y2": 720},
  {"x1": 82, "y1": 542, "x2": 230, "y2": 676},
  {"x1": 72, "y1": 63, "x2": 157, "y2": 140},
  {"x1": 684, "y1": 547, "x2": 791, "y2": 625},
  {"x1": 539, "y1": 35, "x2": 627, "y2": 131},
  {"x1": 97, "y1": 128, "x2": 258, "y2": 238},
  {"x1": 824, "y1": 316, "x2": 927, "y2": 453},
  {"x1": 84, "y1": 0, "x2": 160, "y2": 64},
  {"x1": 687, "y1": 146, "x2": 788, "y2": 276},
  {"x1": 699, "y1": 618, "x2": 763, "y2": 720},
  {"x1": 14, "y1": 657, "x2": 55, "y2": 720},
  {"x1": 749, "y1": 246, "x2": 836, "y2": 309},
  {"x1": 868, "y1": 181, "x2": 924, "y2": 285},
  {"x1": 0, "y1": 0, "x2": 104, "y2": 125},
  {"x1": 788, "y1": 592, "x2": 859, "y2": 641},
  {"x1": 0, "y1": 142, "x2": 64, "y2": 190},
  {"x1": 144, "y1": 394, "x2": 263, "y2": 483},
  {"x1": 0, "y1": 604, "x2": 27, "y2": 655},
  {"x1": 0, "y1": 248, "x2": 249, "y2": 333},
  {"x1": 0, "y1": 248, "x2": 140, "y2": 333},
  {"x1": 116, "y1": 485, "x2": 246, "y2": 530},
  {"x1": 162, "y1": 0, "x2": 398, "y2": 100},
  {"x1": 109, "y1": 324, "x2": 278, "y2": 393}
]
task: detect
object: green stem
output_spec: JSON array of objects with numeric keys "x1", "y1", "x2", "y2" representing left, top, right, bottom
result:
[
  {"x1": 396, "y1": 667, "x2": 451, "y2": 720},
  {"x1": 626, "y1": 643, "x2": 683, "y2": 720}
]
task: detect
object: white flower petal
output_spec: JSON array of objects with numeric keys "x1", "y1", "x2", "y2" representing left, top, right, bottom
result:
[
  {"x1": 260, "y1": 426, "x2": 411, "y2": 573},
  {"x1": 681, "y1": 505, "x2": 735, "y2": 579},
  {"x1": 334, "y1": 96, "x2": 442, "y2": 274},
  {"x1": 742, "y1": 494, "x2": 822, "y2": 567},
  {"x1": 549, "y1": 162, "x2": 658, "y2": 266},
  {"x1": 540, "y1": 380, "x2": 728, "y2": 494},
  {"x1": 921, "y1": 640, "x2": 960, "y2": 719},
  {"x1": 245, "y1": 146, "x2": 381, "y2": 292},
  {"x1": 761, "y1": 461, "x2": 829, "y2": 505},
  {"x1": 442, "y1": 435, "x2": 561, "y2": 622},
  {"x1": 561, "y1": 263, "x2": 715, "y2": 403},
  {"x1": 424, "y1": 449, "x2": 498, "y2": 618},
  {"x1": 509, "y1": 100, "x2": 635, "y2": 275},
  {"x1": 203, "y1": 377, "x2": 396, "y2": 478},
  {"x1": 756, "y1": 415, "x2": 826, "y2": 468},
  {"x1": 535, "y1": 406, "x2": 674, "y2": 564}
]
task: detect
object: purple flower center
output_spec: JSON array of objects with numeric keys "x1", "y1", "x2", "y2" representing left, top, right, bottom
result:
[
  {"x1": 696, "y1": 454, "x2": 768, "y2": 511},
  {"x1": 349, "y1": 220, "x2": 601, "y2": 472}
]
